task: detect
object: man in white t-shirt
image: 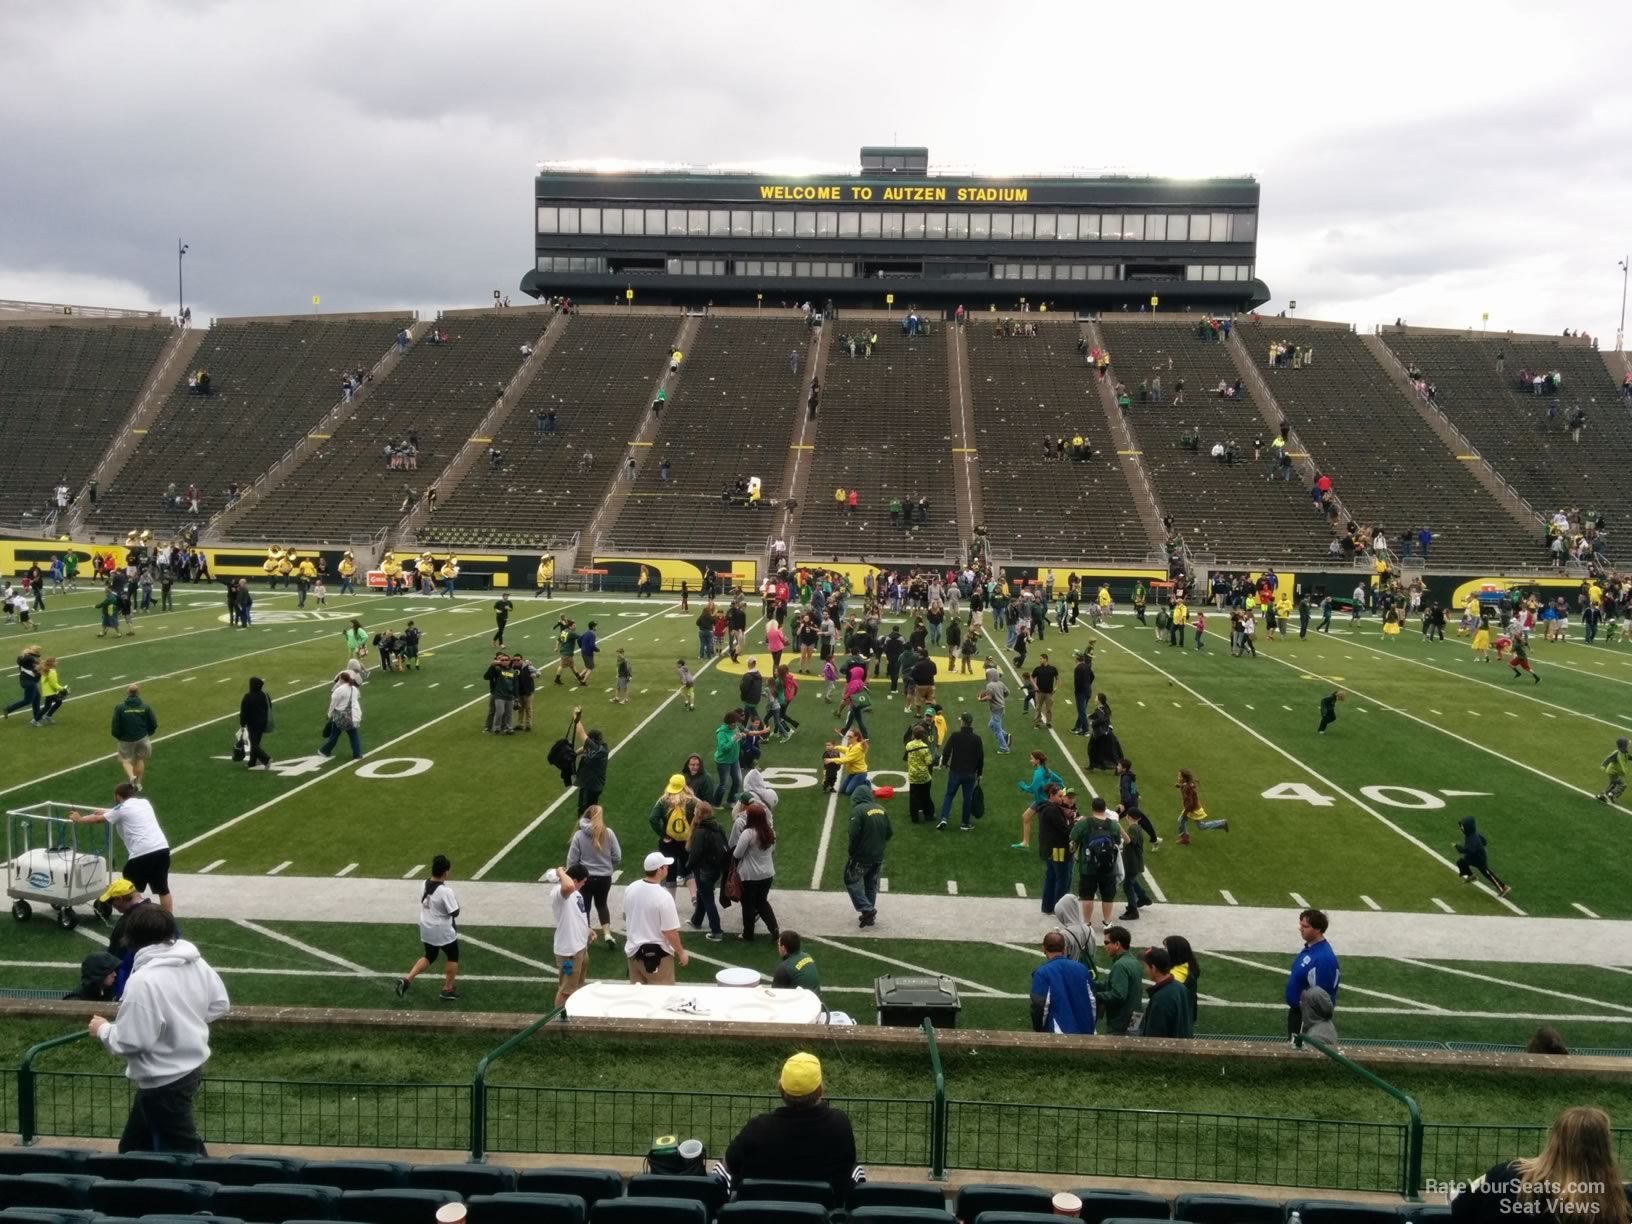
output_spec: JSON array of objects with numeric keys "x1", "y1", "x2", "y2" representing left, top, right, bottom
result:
[
  {"x1": 548, "y1": 864, "x2": 591, "y2": 1006},
  {"x1": 623, "y1": 851, "x2": 688, "y2": 985},
  {"x1": 395, "y1": 855, "x2": 461, "y2": 1002},
  {"x1": 71, "y1": 782, "x2": 173, "y2": 913}
]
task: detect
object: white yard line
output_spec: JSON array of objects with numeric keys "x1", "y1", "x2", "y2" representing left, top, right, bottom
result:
[
  {"x1": 1431, "y1": 898, "x2": 1456, "y2": 913},
  {"x1": 1360, "y1": 895, "x2": 1382, "y2": 911},
  {"x1": 1259, "y1": 646, "x2": 1592, "y2": 809},
  {"x1": 198, "y1": 859, "x2": 226, "y2": 875},
  {"x1": 163, "y1": 606, "x2": 576, "y2": 855},
  {"x1": 473, "y1": 606, "x2": 747, "y2": 880},
  {"x1": 266, "y1": 861, "x2": 293, "y2": 875},
  {"x1": 457, "y1": 932, "x2": 559, "y2": 977},
  {"x1": 1093, "y1": 631, "x2": 1526, "y2": 914},
  {"x1": 335, "y1": 863, "x2": 359, "y2": 877},
  {"x1": 809, "y1": 788, "x2": 841, "y2": 891},
  {"x1": 1289, "y1": 892, "x2": 1309, "y2": 908},
  {"x1": 947, "y1": 880, "x2": 959, "y2": 895},
  {"x1": 1574, "y1": 903, "x2": 1602, "y2": 919},
  {"x1": 403, "y1": 864, "x2": 426, "y2": 879},
  {"x1": 1390, "y1": 955, "x2": 1632, "y2": 1014},
  {"x1": 1220, "y1": 889, "x2": 1238, "y2": 906},
  {"x1": 233, "y1": 918, "x2": 373, "y2": 975},
  {"x1": 1201, "y1": 948, "x2": 1446, "y2": 1012},
  {"x1": 804, "y1": 933, "x2": 1007, "y2": 997}
]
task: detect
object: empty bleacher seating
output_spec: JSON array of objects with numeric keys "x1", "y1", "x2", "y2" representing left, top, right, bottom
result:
[
  {"x1": 965, "y1": 321, "x2": 1151, "y2": 563},
  {"x1": 229, "y1": 313, "x2": 546, "y2": 542},
  {"x1": 0, "y1": 321, "x2": 171, "y2": 523},
  {"x1": 1098, "y1": 322, "x2": 1334, "y2": 563},
  {"x1": 1233, "y1": 323, "x2": 1542, "y2": 567},
  {"x1": 92, "y1": 317, "x2": 407, "y2": 529},
  {"x1": 606, "y1": 318, "x2": 806, "y2": 554},
  {"x1": 420, "y1": 313, "x2": 676, "y2": 551},
  {"x1": 1382, "y1": 332, "x2": 1631, "y2": 549},
  {"x1": 801, "y1": 326, "x2": 959, "y2": 556}
]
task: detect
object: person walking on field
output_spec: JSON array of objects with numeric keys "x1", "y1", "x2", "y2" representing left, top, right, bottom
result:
[
  {"x1": 1508, "y1": 632, "x2": 1541, "y2": 684},
  {"x1": 1317, "y1": 689, "x2": 1343, "y2": 734},
  {"x1": 238, "y1": 677, "x2": 273, "y2": 768},
  {"x1": 395, "y1": 855, "x2": 461, "y2": 1001},
  {"x1": 70, "y1": 781, "x2": 173, "y2": 913},
  {"x1": 111, "y1": 685, "x2": 158, "y2": 790},
  {"x1": 1175, "y1": 767, "x2": 1227, "y2": 844},
  {"x1": 567, "y1": 804, "x2": 622, "y2": 947},
  {"x1": 89, "y1": 905, "x2": 228, "y2": 1153},
  {"x1": 1599, "y1": 738, "x2": 1631, "y2": 805},
  {"x1": 1454, "y1": 816, "x2": 1511, "y2": 896},
  {"x1": 844, "y1": 781, "x2": 891, "y2": 928}
]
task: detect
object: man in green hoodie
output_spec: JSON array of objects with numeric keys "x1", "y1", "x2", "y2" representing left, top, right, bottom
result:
[
  {"x1": 1138, "y1": 946, "x2": 1194, "y2": 1039},
  {"x1": 844, "y1": 781, "x2": 891, "y2": 928},
  {"x1": 1096, "y1": 926, "x2": 1143, "y2": 1036},
  {"x1": 111, "y1": 685, "x2": 158, "y2": 791}
]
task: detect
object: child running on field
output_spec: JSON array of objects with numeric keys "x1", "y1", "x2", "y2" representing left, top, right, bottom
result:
[
  {"x1": 1175, "y1": 767, "x2": 1228, "y2": 844},
  {"x1": 614, "y1": 649, "x2": 631, "y2": 704},
  {"x1": 675, "y1": 659, "x2": 695, "y2": 711},
  {"x1": 1598, "y1": 738, "x2": 1630, "y2": 805},
  {"x1": 1454, "y1": 816, "x2": 1511, "y2": 896},
  {"x1": 821, "y1": 657, "x2": 839, "y2": 702},
  {"x1": 1508, "y1": 633, "x2": 1540, "y2": 683}
]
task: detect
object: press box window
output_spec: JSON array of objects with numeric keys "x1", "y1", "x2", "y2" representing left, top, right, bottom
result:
[
  {"x1": 557, "y1": 206, "x2": 579, "y2": 233},
  {"x1": 537, "y1": 206, "x2": 558, "y2": 234}
]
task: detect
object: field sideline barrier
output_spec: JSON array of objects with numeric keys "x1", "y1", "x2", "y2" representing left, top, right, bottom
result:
[{"x1": 12, "y1": 1014, "x2": 1632, "y2": 1194}]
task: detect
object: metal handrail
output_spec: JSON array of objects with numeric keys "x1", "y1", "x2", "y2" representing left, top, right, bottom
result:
[
  {"x1": 18, "y1": 1029, "x2": 91, "y2": 1145},
  {"x1": 922, "y1": 1019, "x2": 947, "y2": 1180},
  {"x1": 470, "y1": 1008, "x2": 564, "y2": 1162},
  {"x1": 1295, "y1": 1032, "x2": 1424, "y2": 1199}
]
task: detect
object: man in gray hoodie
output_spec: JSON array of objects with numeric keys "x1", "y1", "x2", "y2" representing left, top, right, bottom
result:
[
  {"x1": 1299, "y1": 987, "x2": 1338, "y2": 1045},
  {"x1": 89, "y1": 905, "x2": 229, "y2": 1153}
]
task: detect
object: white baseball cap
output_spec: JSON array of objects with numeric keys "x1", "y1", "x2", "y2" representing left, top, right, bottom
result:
[{"x1": 644, "y1": 851, "x2": 674, "y2": 872}]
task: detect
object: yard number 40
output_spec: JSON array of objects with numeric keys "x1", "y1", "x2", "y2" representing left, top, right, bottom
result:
[{"x1": 1261, "y1": 782, "x2": 1449, "y2": 811}]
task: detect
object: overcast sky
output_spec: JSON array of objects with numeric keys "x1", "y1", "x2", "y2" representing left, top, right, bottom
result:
[{"x1": 3, "y1": 0, "x2": 1628, "y2": 342}]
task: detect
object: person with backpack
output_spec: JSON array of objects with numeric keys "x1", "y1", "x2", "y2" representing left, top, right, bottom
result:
[
  {"x1": 836, "y1": 664, "x2": 871, "y2": 738},
  {"x1": 685, "y1": 802, "x2": 729, "y2": 942},
  {"x1": 1012, "y1": 750, "x2": 1064, "y2": 851},
  {"x1": 650, "y1": 775, "x2": 700, "y2": 895},
  {"x1": 1071, "y1": 797, "x2": 1126, "y2": 929},
  {"x1": 566, "y1": 805, "x2": 621, "y2": 948}
]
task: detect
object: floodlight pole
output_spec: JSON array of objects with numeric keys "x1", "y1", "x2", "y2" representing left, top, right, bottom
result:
[
  {"x1": 1617, "y1": 256, "x2": 1627, "y2": 354},
  {"x1": 178, "y1": 240, "x2": 189, "y2": 322}
]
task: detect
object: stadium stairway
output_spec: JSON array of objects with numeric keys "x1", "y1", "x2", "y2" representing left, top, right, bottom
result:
[
  {"x1": 394, "y1": 309, "x2": 566, "y2": 549},
  {"x1": 1231, "y1": 321, "x2": 1543, "y2": 568},
  {"x1": 1378, "y1": 329, "x2": 1629, "y2": 546},
  {"x1": 1082, "y1": 320, "x2": 1168, "y2": 558},
  {"x1": 225, "y1": 311, "x2": 549, "y2": 543},
  {"x1": 604, "y1": 314, "x2": 809, "y2": 556},
  {"x1": 1361, "y1": 332, "x2": 1545, "y2": 539},
  {"x1": 1099, "y1": 319, "x2": 1335, "y2": 566},
  {"x1": 581, "y1": 313, "x2": 699, "y2": 565},
  {"x1": 943, "y1": 319, "x2": 982, "y2": 546},
  {"x1": 0, "y1": 317, "x2": 176, "y2": 528},
  {"x1": 208, "y1": 318, "x2": 426, "y2": 540},
  {"x1": 65, "y1": 324, "x2": 201, "y2": 538},
  {"x1": 770, "y1": 319, "x2": 830, "y2": 562}
]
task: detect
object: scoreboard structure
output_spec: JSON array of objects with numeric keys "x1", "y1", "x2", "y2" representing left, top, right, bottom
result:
[{"x1": 520, "y1": 145, "x2": 1268, "y2": 311}]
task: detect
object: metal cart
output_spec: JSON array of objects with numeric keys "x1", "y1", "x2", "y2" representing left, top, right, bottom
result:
[{"x1": 6, "y1": 803, "x2": 113, "y2": 930}]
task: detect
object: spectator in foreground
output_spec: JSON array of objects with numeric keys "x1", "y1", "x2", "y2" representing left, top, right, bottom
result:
[
  {"x1": 1450, "y1": 1107, "x2": 1624, "y2": 1224},
  {"x1": 719, "y1": 1053, "x2": 862, "y2": 1203},
  {"x1": 1138, "y1": 946, "x2": 1194, "y2": 1039},
  {"x1": 1526, "y1": 1027, "x2": 1569, "y2": 1056},
  {"x1": 1285, "y1": 908, "x2": 1341, "y2": 1038},
  {"x1": 64, "y1": 950, "x2": 121, "y2": 1002},
  {"x1": 1030, "y1": 930, "x2": 1095, "y2": 1035},
  {"x1": 89, "y1": 904, "x2": 229, "y2": 1153}
]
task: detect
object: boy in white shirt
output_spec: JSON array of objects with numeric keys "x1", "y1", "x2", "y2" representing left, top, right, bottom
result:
[
  {"x1": 395, "y1": 855, "x2": 461, "y2": 1001},
  {"x1": 547, "y1": 864, "x2": 591, "y2": 1006}
]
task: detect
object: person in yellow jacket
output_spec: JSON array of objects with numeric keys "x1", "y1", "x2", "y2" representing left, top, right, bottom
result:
[
  {"x1": 295, "y1": 555, "x2": 317, "y2": 608},
  {"x1": 338, "y1": 551, "x2": 356, "y2": 597},
  {"x1": 262, "y1": 546, "x2": 281, "y2": 587},
  {"x1": 275, "y1": 550, "x2": 294, "y2": 589},
  {"x1": 828, "y1": 729, "x2": 870, "y2": 796},
  {"x1": 381, "y1": 553, "x2": 402, "y2": 597},
  {"x1": 38, "y1": 656, "x2": 68, "y2": 724},
  {"x1": 439, "y1": 557, "x2": 458, "y2": 600},
  {"x1": 535, "y1": 554, "x2": 554, "y2": 599},
  {"x1": 415, "y1": 553, "x2": 434, "y2": 595},
  {"x1": 1169, "y1": 597, "x2": 1189, "y2": 647},
  {"x1": 1097, "y1": 583, "x2": 1113, "y2": 619}
]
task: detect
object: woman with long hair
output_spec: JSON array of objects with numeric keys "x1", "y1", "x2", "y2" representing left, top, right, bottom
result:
[
  {"x1": 1162, "y1": 934, "x2": 1201, "y2": 1025},
  {"x1": 1451, "y1": 1107, "x2": 1626, "y2": 1224},
  {"x1": 1012, "y1": 749, "x2": 1063, "y2": 851},
  {"x1": 37, "y1": 656, "x2": 67, "y2": 724},
  {"x1": 319, "y1": 670, "x2": 363, "y2": 760},
  {"x1": 730, "y1": 802, "x2": 779, "y2": 942},
  {"x1": 1087, "y1": 693, "x2": 1122, "y2": 771},
  {"x1": 567, "y1": 804, "x2": 622, "y2": 947}
]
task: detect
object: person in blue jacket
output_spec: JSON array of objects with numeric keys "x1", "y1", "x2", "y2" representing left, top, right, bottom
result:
[
  {"x1": 1030, "y1": 930, "x2": 1095, "y2": 1034},
  {"x1": 1285, "y1": 908, "x2": 1340, "y2": 1037}
]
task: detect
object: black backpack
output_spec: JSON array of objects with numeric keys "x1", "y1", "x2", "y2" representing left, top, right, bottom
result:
[
  {"x1": 1085, "y1": 831, "x2": 1119, "y2": 874},
  {"x1": 547, "y1": 716, "x2": 580, "y2": 787}
]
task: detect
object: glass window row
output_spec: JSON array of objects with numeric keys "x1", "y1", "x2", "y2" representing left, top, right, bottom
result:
[
  {"x1": 538, "y1": 205, "x2": 1256, "y2": 244},
  {"x1": 992, "y1": 263, "x2": 1120, "y2": 281},
  {"x1": 1184, "y1": 264, "x2": 1255, "y2": 282},
  {"x1": 536, "y1": 255, "x2": 608, "y2": 274}
]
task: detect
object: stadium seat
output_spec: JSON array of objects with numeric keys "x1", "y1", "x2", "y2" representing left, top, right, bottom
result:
[
  {"x1": 517, "y1": 1168, "x2": 624, "y2": 1207},
  {"x1": 466, "y1": 1192, "x2": 590, "y2": 1224},
  {"x1": 718, "y1": 1203, "x2": 830, "y2": 1224},
  {"x1": 848, "y1": 1183, "x2": 950, "y2": 1213},
  {"x1": 590, "y1": 1196, "x2": 707, "y2": 1224},
  {"x1": 1286, "y1": 1202, "x2": 1400, "y2": 1224},
  {"x1": 0, "y1": 1211, "x2": 98, "y2": 1224},
  {"x1": 407, "y1": 1163, "x2": 519, "y2": 1197},
  {"x1": 954, "y1": 1185, "x2": 1055, "y2": 1222},
  {"x1": 1072, "y1": 1189, "x2": 1173, "y2": 1223},
  {"x1": 848, "y1": 1208, "x2": 956, "y2": 1224},
  {"x1": 124, "y1": 1217, "x2": 247, "y2": 1224},
  {"x1": 0, "y1": 1175, "x2": 97, "y2": 1209},
  {"x1": 338, "y1": 1188, "x2": 461, "y2": 1223},
  {"x1": 0, "y1": 1151, "x2": 85, "y2": 1177},
  {"x1": 629, "y1": 1173, "x2": 729, "y2": 1216},
  {"x1": 1173, "y1": 1193, "x2": 1287, "y2": 1224},
  {"x1": 214, "y1": 1183, "x2": 343, "y2": 1222},
  {"x1": 192, "y1": 1157, "x2": 304, "y2": 1186},
  {"x1": 1397, "y1": 1208, "x2": 1450, "y2": 1224},
  {"x1": 82, "y1": 1153, "x2": 194, "y2": 1182},
  {"x1": 300, "y1": 1161, "x2": 410, "y2": 1191},
  {"x1": 87, "y1": 1178, "x2": 215, "y2": 1216},
  {"x1": 735, "y1": 1179, "x2": 837, "y2": 1209},
  {"x1": 966, "y1": 1212, "x2": 1062, "y2": 1224}
]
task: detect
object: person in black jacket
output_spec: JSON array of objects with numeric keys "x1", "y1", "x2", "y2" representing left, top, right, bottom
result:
[
  {"x1": 1070, "y1": 649, "x2": 1095, "y2": 735},
  {"x1": 740, "y1": 659, "x2": 766, "y2": 722},
  {"x1": 720, "y1": 1053, "x2": 861, "y2": 1203},
  {"x1": 64, "y1": 951, "x2": 121, "y2": 1002},
  {"x1": 686, "y1": 805, "x2": 729, "y2": 941},
  {"x1": 937, "y1": 712, "x2": 985, "y2": 831},
  {"x1": 238, "y1": 677, "x2": 273, "y2": 769},
  {"x1": 882, "y1": 626, "x2": 906, "y2": 693}
]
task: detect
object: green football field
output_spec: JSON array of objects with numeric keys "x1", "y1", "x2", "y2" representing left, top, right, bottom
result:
[{"x1": 4, "y1": 585, "x2": 1632, "y2": 1047}]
